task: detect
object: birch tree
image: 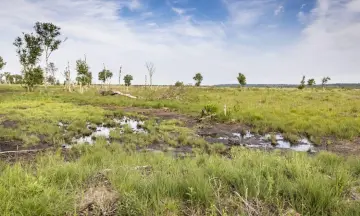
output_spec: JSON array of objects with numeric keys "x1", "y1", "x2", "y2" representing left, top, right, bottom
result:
[
  {"x1": 13, "y1": 32, "x2": 44, "y2": 91},
  {"x1": 35, "y1": 22, "x2": 62, "y2": 88}
]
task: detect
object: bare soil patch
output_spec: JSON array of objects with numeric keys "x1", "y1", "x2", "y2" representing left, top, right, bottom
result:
[
  {"x1": 326, "y1": 139, "x2": 360, "y2": 155},
  {"x1": 77, "y1": 172, "x2": 119, "y2": 216},
  {"x1": 1, "y1": 119, "x2": 18, "y2": 128},
  {"x1": 0, "y1": 139, "x2": 52, "y2": 152}
]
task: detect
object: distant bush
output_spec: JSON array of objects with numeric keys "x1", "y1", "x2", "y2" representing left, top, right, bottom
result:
[
  {"x1": 175, "y1": 81, "x2": 184, "y2": 87},
  {"x1": 298, "y1": 75, "x2": 306, "y2": 90}
]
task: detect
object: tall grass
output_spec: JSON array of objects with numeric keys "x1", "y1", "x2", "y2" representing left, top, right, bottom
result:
[{"x1": 0, "y1": 140, "x2": 359, "y2": 215}]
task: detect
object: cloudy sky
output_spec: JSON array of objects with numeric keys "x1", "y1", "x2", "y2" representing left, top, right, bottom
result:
[{"x1": 0, "y1": 0, "x2": 359, "y2": 85}]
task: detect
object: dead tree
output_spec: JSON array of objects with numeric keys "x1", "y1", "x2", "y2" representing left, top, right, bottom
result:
[
  {"x1": 119, "y1": 66, "x2": 122, "y2": 86},
  {"x1": 145, "y1": 62, "x2": 155, "y2": 87},
  {"x1": 62, "y1": 61, "x2": 72, "y2": 92},
  {"x1": 145, "y1": 75, "x2": 147, "y2": 87}
]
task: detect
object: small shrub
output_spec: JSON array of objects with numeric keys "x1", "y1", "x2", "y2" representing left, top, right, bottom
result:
[
  {"x1": 81, "y1": 128, "x2": 93, "y2": 136},
  {"x1": 68, "y1": 120, "x2": 87, "y2": 133},
  {"x1": 103, "y1": 119, "x2": 116, "y2": 127},
  {"x1": 268, "y1": 134, "x2": 277, "y2": 146},
  {"x1": 283, "y1": 133, "x2": 299, "y2": 144},
  {"x1": 123, "y1": 124, "x2": 133, "y2": 134},
  {"x1": 175, "y1": 81, "x2": 184, "y2": 87},
  {"x1": 109, "y1": 129, "x2": 121, "y2": 140},
  {"x1": 209, "y1": 143, "x2": 227, "y2": 154},
  {"x1": 22, "y1": 134, "x2": 40, "y2": 147},
  {"x1": 201, "y1": 104, "x2": 218, "y2": 117}
]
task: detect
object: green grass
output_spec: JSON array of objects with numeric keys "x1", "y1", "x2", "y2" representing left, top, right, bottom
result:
[
  {"x1": 2, "y1": 85, "x2": 360, "y2": 143},
  {"x1": 1, "y1": 85, "x2": 360, "y2": 215},
  {"x1": 0, "y1": 141, "x2": 359, "y2": 215}
]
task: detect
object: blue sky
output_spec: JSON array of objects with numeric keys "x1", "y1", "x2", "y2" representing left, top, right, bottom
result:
[{"x1": 1, "y1": 0, "x2": 360, "y2": 84}]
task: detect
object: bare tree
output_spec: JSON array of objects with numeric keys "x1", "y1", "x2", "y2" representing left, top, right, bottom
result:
[
  {"x1": 145, "y1": 74, "x2": 147, "y2": 87},
  {"x1": 61, "y1": 61, "x2": 72, "y2": 92},
  {"x1": 145, "y1": 62, "x2": 155, "y2": 87},
  {"x1": 118, "y1": 66, "x2": 122, "y2": 86},
  {"x1": 321, "y1": 77, "x2": 331, "y2": 90}
]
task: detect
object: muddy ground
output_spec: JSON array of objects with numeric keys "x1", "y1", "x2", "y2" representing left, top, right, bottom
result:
[
  {"x1": 1, "y1": 106, "x2": 360, "y2": 162},
  {"x1": 110, "y1": 107, "x2": 360, "y2": 155}
]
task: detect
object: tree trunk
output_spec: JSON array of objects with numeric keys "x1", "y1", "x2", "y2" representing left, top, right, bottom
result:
[{"x1": 44, "y1": 50, "x2": 49, "y2": 89}]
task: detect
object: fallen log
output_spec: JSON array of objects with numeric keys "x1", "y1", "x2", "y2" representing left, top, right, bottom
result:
[
  {"x1": 0, "y1": 149, "x2": 46, "y2": 154},
  {"x1": 99, "y1": 90, "x2": 137, "y2": 99}
]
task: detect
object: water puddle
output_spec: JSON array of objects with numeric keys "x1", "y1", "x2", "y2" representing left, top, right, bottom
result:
[
  {"x1": 209, "y1": 130, "x2": 314, "y2": 152},
  {"x1": 60, "y1": 117, "x2": 146, "y2": 147},
  {"x1": 114, "y1": 117, "x2": 146, "y2": 133},
  {"x1": 73, "y1": 126, "x2": 113, "y2": 145}
]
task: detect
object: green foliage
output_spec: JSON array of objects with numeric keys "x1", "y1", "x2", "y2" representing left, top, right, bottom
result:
[
  {"x1": 175, "y1": 81, "x2": 184, "y2": 87},
  {"x1": 46, "y1": 75, "x2": 56, "y2": 85},
  {"x1": 201, "y1": 104, "x2": 218, "y2": 117},
  {"x1": 322, "y1": 77, "x2": 331, "y2": 88},
  {"x1": 98, "y1": 68, "x2": 113, "y2": 84},
  {"x1": 13, "y1": 33, "x2": 43, "y2": 68},
  {"x1": 193, "y1": 73, "x2": 203, "y2": 86},
  {"x1": 283, "y1": 133, "x2": 299, "y2": 144},
  {"x1": 124, "y1": 74, "x2": 133, "y2": 86},
  {"x1": 0, "y1": 56, "x2": 6, "y2": 71},
  {"x1": 0, "y1": 73, "x2": 22, "y2": 84},
  {"x1": 13, "y1": 32, "x2": 43, "y2": 90},
  {"x1": 34, "y1": 22, "x2": 62, "y2": 54},
  {"x1": 12, "y1": 74, "x2": 23, "y2": 84},
  {"x1": 35, "y1": 22, "x2": 62, "y2": 85},
  {"x1": 23, "y1": 67, "x2": 44, "y2": 91},
  {"x1": 269, "y1": 134, "x2": 277, "y2": 146},
  {"x1": 47, "y1": 62, "x2": 58, "y2": 84},
  {"x1": 76, "y1": 59, "x2": 92, "y2": 85},
  {"x1": 237, "y1": 73, "x2": 246, "y2": 87},
  {"x1": 298, "y1": 75, "x2": 306, "y2": 90},
  {"x1": 2, "y1": 72, "x2": 11, "y2": 84},
  {"x1": 307, "y1": 78, "x2": 316, "y2": 86}
]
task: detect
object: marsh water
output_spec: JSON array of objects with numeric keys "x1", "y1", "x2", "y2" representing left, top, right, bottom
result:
[{"x1": 61, "y1": 117, "x2": 315, "y2": 153}]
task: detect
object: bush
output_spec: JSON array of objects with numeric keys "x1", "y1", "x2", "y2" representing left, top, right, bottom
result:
[
  {"x1": 201, "y1": 104, "x2": 218, "y2": 117},
  {"x1": 175, "y1": 81, "x2": 184, "y2": 87}
]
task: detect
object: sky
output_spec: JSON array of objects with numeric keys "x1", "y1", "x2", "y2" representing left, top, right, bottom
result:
[{"x1": 0, "y1": 0, "x2": 360, "y2": 85}]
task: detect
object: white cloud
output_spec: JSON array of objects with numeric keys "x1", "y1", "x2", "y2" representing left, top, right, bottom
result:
[
  {"x1": 0, "y1": 0, "x2": 360, "y2": 85},
  {"x1": 347, "y1": 0, "x2": 360, "y2": 12},
  {"x1": 274, "y1": 5, "x2": 284, "y2": 16},
  {"x1": 171, "y1": 7, "x2": 185, "y2": 15},
  {"x1": 125, "y1": 0, "x2": 142, "y2": 11},
  {"x1": 297, "y1": 11, "x2": 307, "y2": 24},
  {"x1": 222, "y1": 0, "x2": 276, "y2": 27}
]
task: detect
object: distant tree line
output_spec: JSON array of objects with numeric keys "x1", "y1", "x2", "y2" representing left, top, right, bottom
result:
[
  {"x1": 298, "y1": 76, "x2": 331, "y2": 90},
  {"x1": 0, "y1": 21, "x2": 335, "y2": 92}
]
